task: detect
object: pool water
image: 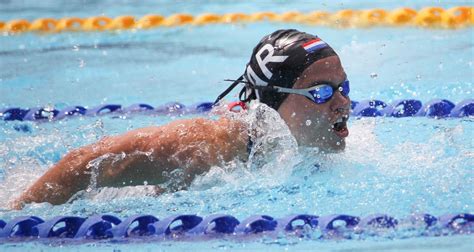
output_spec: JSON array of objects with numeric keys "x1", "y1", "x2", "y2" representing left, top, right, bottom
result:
[{"x1": 0, "y1": 0, "x2": 473, "y2": 251}]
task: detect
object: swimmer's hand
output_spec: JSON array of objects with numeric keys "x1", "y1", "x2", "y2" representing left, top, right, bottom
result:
[
  {"x1": 9, "y1": 199, "x2": 24, "y2": 210},
  {"x1": 12, "y1": 118, "x2": 248, "y2": 209}
]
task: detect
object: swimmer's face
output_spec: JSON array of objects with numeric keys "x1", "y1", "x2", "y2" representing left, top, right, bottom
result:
[{"x1": 277, "y1": 55, "x2": 350, "y2": 152}]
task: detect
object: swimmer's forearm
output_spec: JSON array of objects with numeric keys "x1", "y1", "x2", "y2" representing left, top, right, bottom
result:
[{"x1": 13, "y1": 146, "x2": 102, "y2": 207}]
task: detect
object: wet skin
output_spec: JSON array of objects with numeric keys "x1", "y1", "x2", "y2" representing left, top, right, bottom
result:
[{"x1": 277, "y1": 55, "x2": 351, "y2": 151}]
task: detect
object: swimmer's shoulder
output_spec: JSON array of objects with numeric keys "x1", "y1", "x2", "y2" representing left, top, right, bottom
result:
[{"x1": 125, "y1": 117, "x2": 248, "y2": 146}]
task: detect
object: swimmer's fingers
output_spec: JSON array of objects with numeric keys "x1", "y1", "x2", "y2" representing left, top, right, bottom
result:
[{"x1": 8, "y1": 198, "x2": 25, "y2": 210}]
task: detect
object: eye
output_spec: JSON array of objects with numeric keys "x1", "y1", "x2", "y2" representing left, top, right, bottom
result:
[{"x1": 318, "y1": 85, "x2": 333, "y2": 99}]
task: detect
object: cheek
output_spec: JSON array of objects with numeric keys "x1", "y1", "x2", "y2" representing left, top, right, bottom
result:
[{"x1": 292, "y1": 98, "x2": 331, "y2": 126}]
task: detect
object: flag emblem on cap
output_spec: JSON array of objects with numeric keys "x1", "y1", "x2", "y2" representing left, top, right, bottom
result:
[{"x1": 302, "y1": 38, "x2": 328, "y2": 53}]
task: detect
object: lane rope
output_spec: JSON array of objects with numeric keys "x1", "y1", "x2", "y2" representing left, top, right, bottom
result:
[
  {"x1": 0, "y1": 213, "x2": 472, "y2": 241},
  {"x1": 1, "y1": 99, "x2": 473, "y2": 124},
  {"x1": 1, "y1": 6, "x2": 472, "y2": 34}
]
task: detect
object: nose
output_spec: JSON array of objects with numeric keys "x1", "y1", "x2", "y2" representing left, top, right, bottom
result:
[{"x1": 330, "y1": 91, "x2": 350, "y2": 113}]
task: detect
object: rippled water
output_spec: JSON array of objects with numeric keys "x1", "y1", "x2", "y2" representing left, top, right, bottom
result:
[{"x1": 1, "y1": 0, "x2": 473, "y2": 251}]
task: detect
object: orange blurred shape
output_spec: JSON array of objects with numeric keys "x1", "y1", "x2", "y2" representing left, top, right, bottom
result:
[
  {"x1": 29, "y1": 18, "x2": 57, "y2": 32},
  {"x1": 193, "y1": 13, "x2": 221, "y2": 25},
  {"x1": 331, "y1": 9, "x2": 360, "y2": 27},
  {"x1": 248, "y1": 12, "x2": 277, "y2": 21},
  {"x1": 360, "y1": 9, "x2": 388, "y2": 25},
  {"x1": 221, "y1": 13, "x2": 249, "y2": 23},
  {"x1": 275, "y1": 11, "x2": 302, "y2": 22},
  {"x1": 387, "y1": 7, "x2": 417, "y2": 25},
  {"x1": 5, "y1": 19, "x2": 30, "y2": 33},
  {"x1": 136, "y1": 14, "x2": 164, "y2": 29},
  {"x1": 82, "y1": 16, "x2": 113, "y2": 31},
  {"x1": 441, "y1": 6, "x2": 472, "y2": 28},
  {"x1": 108, "y1": 16, "x2": 136, "y2": 30},
  {"x1": 414, "y1": 7, "x2": 445, "y2": 27},
  {"x1": 303, "y1": 11, "x2": 331, "y2": 24},
  {"x1": 56, "y1": 17, "x2": 83, "y2": 31},
  {"x1": 162, "y1": 13, "x2": 194, "y2": 26}
]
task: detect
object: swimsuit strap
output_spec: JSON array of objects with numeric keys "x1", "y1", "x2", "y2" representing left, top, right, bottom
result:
[
  {"x1": 228, "y1": 101, "x2": 248, "y2": 112},
  {"x1": 226, "y1": 101, "x2": 252, "y2": 154}
]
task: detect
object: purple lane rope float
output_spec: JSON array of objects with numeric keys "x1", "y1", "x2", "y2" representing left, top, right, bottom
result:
[
  {"x1": 0, "y1": 213, "x2": 472, "y2": 241},
  {"x1": 1, "y1": 98, "x2": 473, "y2": 123}
]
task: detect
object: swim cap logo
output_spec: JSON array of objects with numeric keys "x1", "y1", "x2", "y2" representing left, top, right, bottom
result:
[
  {"x1": 245, "y1": 44, "x2": 288, "y2": 86},
  {"x1": 302, "y1": 38, "x2": 328, "y2": 53}
]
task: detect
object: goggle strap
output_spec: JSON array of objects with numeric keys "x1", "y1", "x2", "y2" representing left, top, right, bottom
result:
[
  {"x1": 274, "y1": 86, "x2": 318, "y2": 101},
  {"x1": 213, "y1": 75, "x2": 244, "y2": 105}
]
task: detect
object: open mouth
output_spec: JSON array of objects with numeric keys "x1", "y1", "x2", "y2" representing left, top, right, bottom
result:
[{"x1": 332, "y1": 115, "x2": 349, "y2": 138}]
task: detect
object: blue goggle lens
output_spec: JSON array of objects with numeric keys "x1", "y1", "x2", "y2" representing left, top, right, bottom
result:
[
  {"x1": 310, "y1": 85, "x2": 333, "y2": 103},
  {"x1": 309, "y1": 80, "x2": 350, "y2": 104}
]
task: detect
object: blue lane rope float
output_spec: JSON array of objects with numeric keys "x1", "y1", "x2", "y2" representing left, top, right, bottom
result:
[
  {"x1": 1, "y1": 99, "x2": 473, "y2": 123},
  {"x1": 0, "y1": 213, "x2": 472, "y2": 242}
]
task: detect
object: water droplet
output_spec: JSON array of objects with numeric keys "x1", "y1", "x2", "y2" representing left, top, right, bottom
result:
[
  {"x1": 336, "y1": 142, "x2": 341, "y2": 146},
  {"x1": 44, "y1": 104, "x2": 54, "y2": 112},
  {"x1": 370, "y1": 73, "x2": 378, "y2": 79},
  {"x1": 78, "y1": 59, "x2": 86, "y2": 68},
  {"x1": 306, "y1": 120, "x2": 312, "y2": 126},
  {"x1": 72, "y1": 45, "x2": 80, "y2": 51},
  {"x1": 291, "y1": 112, "x2": 296, "y2": 118}
]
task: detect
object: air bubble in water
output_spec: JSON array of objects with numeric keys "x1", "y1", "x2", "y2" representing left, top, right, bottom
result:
[
  {"x1": 72, "y1": 45, "x2": 80, "y2": 51},
  {"x1": 306, "y1": 120, "x2": 312, "y2": 126},
  {"x1": 370, "y1": 73, "x2": 378, "y2": 79},
  {"x1": 336, "y1": 142, "x2": 341, "y2": 146},
  {"x1": 416, "y1": 75, "x2": 422, "y2": 80}
]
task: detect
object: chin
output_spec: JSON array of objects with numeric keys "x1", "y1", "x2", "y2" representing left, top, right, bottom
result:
[
  {"x1": 299, "y1": 136, "x2": 346, "y2": 153},
  {"x1": 327, "y1": 139, "x2": 346, "y2": 152}
]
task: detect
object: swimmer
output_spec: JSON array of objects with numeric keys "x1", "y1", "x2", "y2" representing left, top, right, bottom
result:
[{"x1": 12, "y1": 29, "x2": 350, "y2": 209}]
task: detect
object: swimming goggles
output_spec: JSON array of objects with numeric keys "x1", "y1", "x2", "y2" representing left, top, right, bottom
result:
[{"x1": 252, "y1": 79, "x2": 350, "y2": 104}]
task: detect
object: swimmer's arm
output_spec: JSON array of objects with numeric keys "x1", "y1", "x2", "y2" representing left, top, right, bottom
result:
[{"x1": 12, "y1": 117, "x2": 248, "y2": 209}]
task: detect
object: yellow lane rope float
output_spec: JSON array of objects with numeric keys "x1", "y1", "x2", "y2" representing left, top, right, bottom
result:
[{"x1": 1, "y1": 6, "x2": 472, "y2": 34}]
